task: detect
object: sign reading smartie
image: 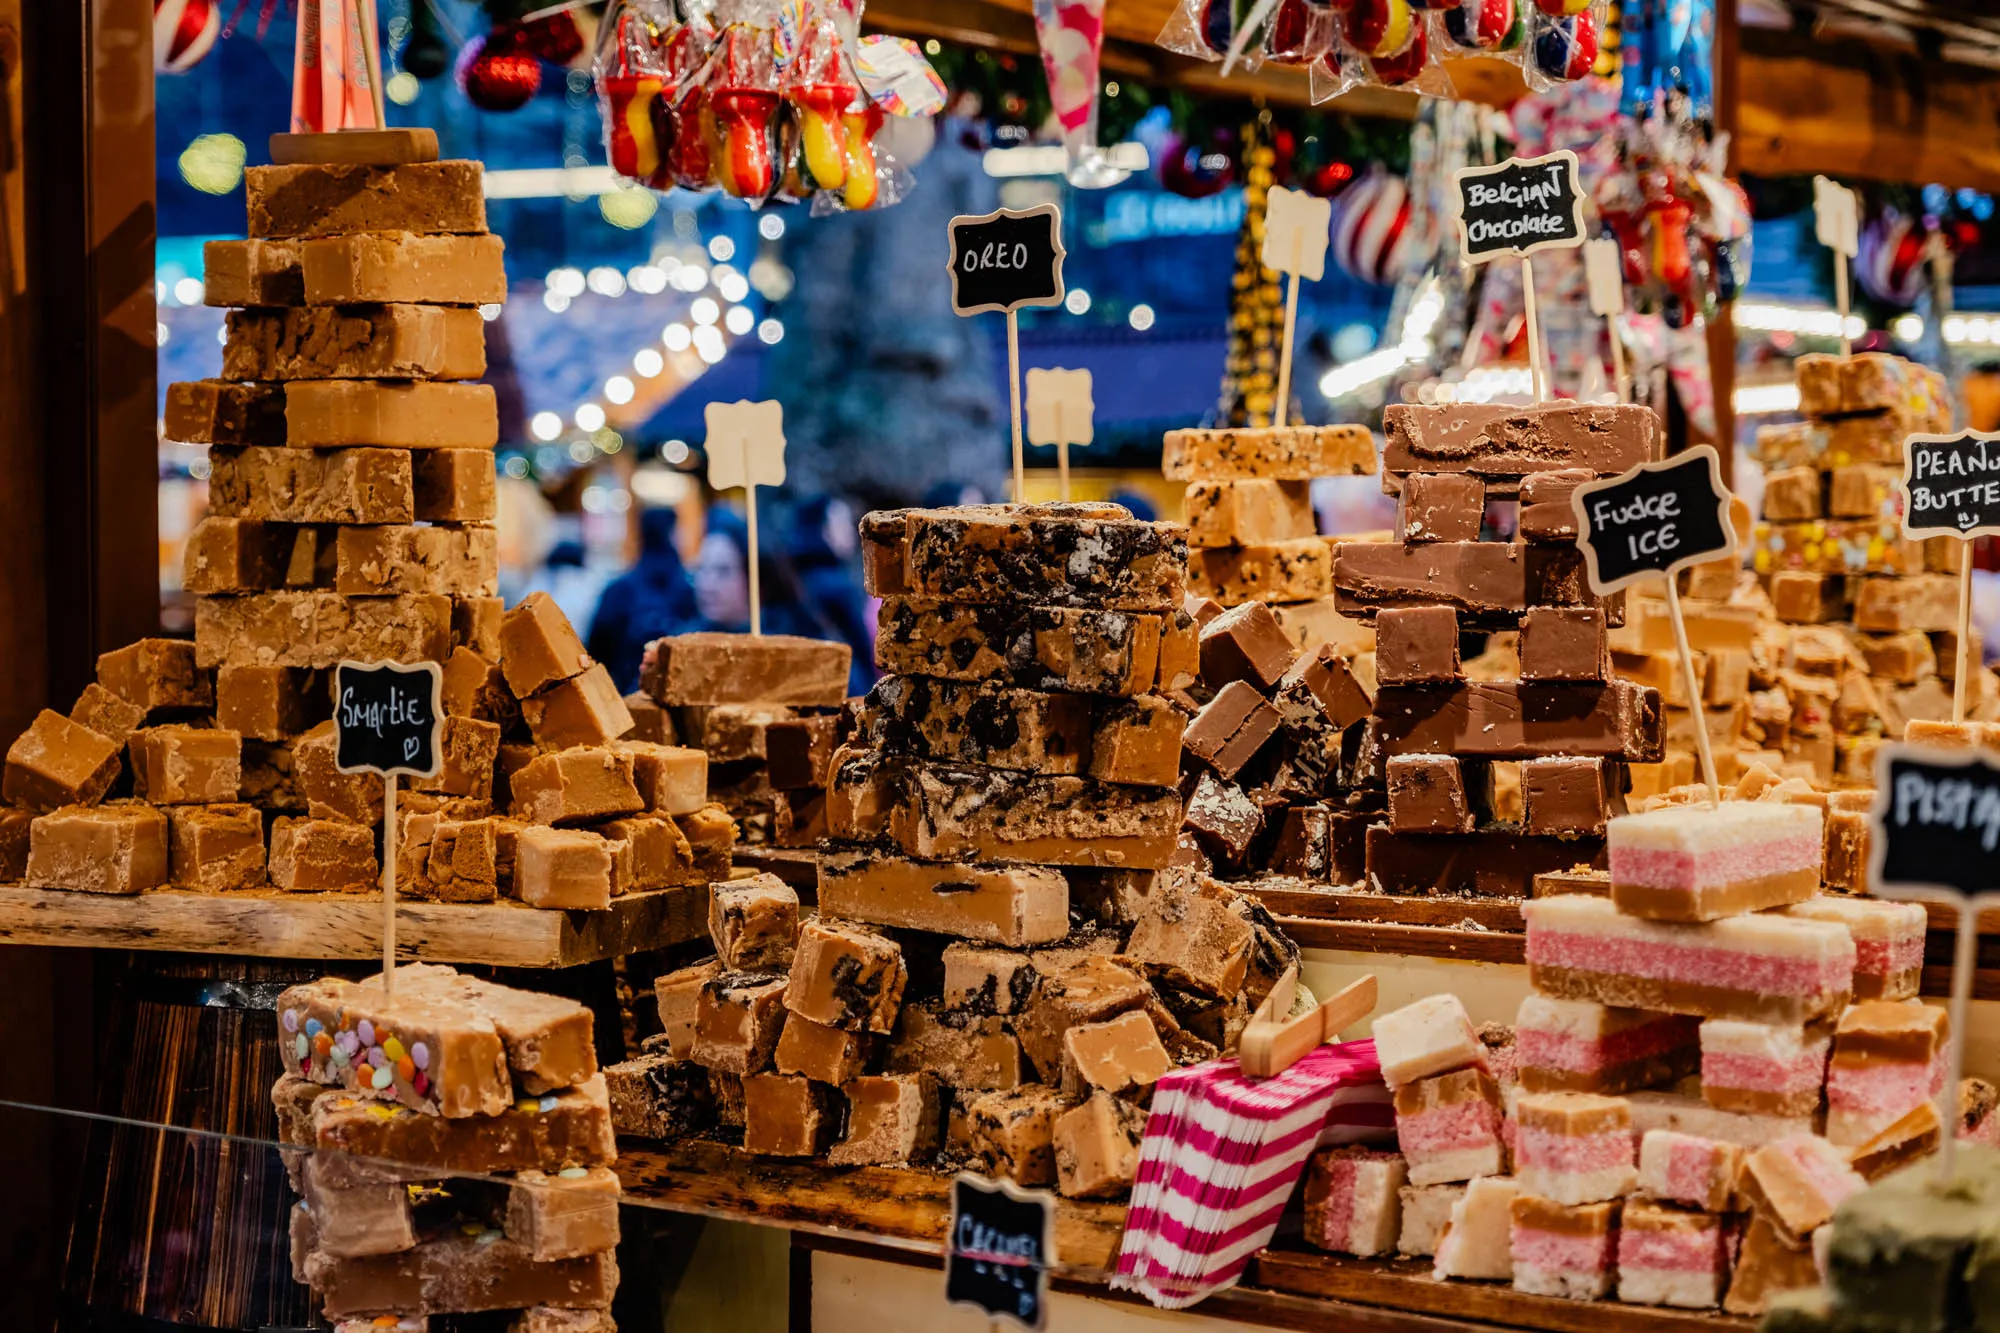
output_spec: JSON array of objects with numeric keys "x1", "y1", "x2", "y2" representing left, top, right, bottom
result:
[
  {"x1": 947, "y1": 203, "x2": 1066, "y2": 315},
  {"x1": 333, "y1": 660, "x2": 443, "y2": 779},
  {"x1": 1450, "y1": 150, "x2": 1587, "y2": 262},
  {"x1": 1569, "y1": 446, "x2": 1736, "y2": 595}
]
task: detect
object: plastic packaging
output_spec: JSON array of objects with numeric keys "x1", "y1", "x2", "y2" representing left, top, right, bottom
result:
[{"x1": 1522, "y1": 0, "x2": 1607, "y2": 88}]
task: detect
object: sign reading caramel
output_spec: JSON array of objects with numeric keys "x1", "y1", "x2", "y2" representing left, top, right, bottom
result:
[
  {"x1": 946, "y1": 1171, "x2": 1054, "y2": 1330},
  {"x1": 1569, "y1": 446, "x2": 1736, "y2": 595}
]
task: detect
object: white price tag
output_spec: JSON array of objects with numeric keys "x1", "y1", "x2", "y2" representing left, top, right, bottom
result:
[
  {"x1": 1025, "y1": 368, "x2": 1094, "y2": 448},
  {"x1": 1814, "y1": 176, "x2": 1859, "y2": 257},
  {"x1": 1262, "y1": 185, "x2": 1332, "y2": 281},
  {"x1": 1584, "y1": 237, "x2": 1625, "y2": 317},
  {"x1": 705, "y1": 399, "x2": 787, "y2": 491}
]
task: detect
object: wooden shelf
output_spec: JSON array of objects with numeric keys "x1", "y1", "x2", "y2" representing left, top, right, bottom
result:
[{"x1": 0, "y1": 882, "x2": 707, "y2": 968}]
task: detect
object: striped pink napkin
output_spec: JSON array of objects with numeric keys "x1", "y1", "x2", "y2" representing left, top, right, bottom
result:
[{"x1": 1110, "y1": 1039, "x2": 1393, "y2": 1309}]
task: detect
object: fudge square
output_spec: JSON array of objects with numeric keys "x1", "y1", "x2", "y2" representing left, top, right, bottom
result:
[
  {"x1": 1302, "y1": 1147, "x2": 1407, "y2": 1257},
  {"x1": 1513, "y1": 1091, "x2": 1635, "y2": 1205}
]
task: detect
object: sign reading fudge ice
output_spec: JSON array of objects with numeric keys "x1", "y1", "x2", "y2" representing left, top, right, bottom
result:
[{"x1": 946, "y1": 1171, "x2": 1054, "y2": 1330}]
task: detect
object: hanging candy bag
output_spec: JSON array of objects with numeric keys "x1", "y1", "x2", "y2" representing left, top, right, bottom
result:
[
  {"x1": 595, "y1": 0, "x2": 676, "y2": 187},
  {"x1": 1523, "y1": 0, "x2": 1607, "y2": 89}
]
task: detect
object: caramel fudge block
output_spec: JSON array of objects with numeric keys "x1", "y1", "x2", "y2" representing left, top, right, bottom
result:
[
  {"x1": 505, "y1": 1167, "x2": 620, "y2": 1262},
  {"x1": 882, "y1": 1000, "x2": 1024, "y2": 1091},
  {"x1": 514, "y1": 827, "x2": 626, "y2": 910},
  {"x1": 765, "y1": 715, "x2": 837, "y2": 789},
  {"x1": 785, "y1": 919, "x2": 908, "y2": 1034},
  {"x1": 943, "y1": 943, "x2": 1038, "y2": 1015},
  {"x1": 499, "y1": 591, "x2": 590, "y2": 698},
  {"x1": 270, "y1": 816, "x2": 376, "y2": 891},
  {"x1": 423, "y1": 818, "x2": 502, "y2": 899},
  {"x1": 1016, "y1": 955, "x2": 1152, "y2": 1082},
  {"x1": 1056, "y1": 1091, "x2": 1147, "y2": 1199},
  {"x1": 202, "y1": 237, "x2": 302, "y2": 306},
  {"x1": 218, "y1": 665, "x2": 329, "y2": 741},
  {"x1": 298, "y1": 1156, "x2": 414, "y2": 1259},
  {"x1": 301, "y1": 231, "x2": 507, "y2": 306},
  {"x1": 394, "y1": 963, "x2": 596, "y2": 1095},
  {"x1": 830, "y1": 1073, "x2": 940, "y2": 1166},
  {"x1": 165, "y1": 379, "x2": 288, "y2": 446},
  {"x1": 517, "y1": 664, "x2": 633, "y2": 751},
  {"x1": 277, "y1": 974, "x2": 513, "y2": 1117},
  {"x1": 168, "y1": 803, "x2": 265, "y2": 890},
  {"x1": 3, "y1": 710, "x2": 122, "y2": 812},
  {"x1": 1125, "y1": 887, "x2": 1254, "y2": 997},
  {"x1": 860, "y1": 674, "x2": 1091, "y2": 774},
  {"x1": 1855, "y1": 573, "x2": 1959, "y2": 633},
  {"x1": 1383, "y1": 403, "x2": 1656, "y2": 490},
  {"x1": 817, "y1": 850, "x2": 1070, "y2": 947},
  {"x1": 677, "y1": 802, "x2": 736, "y2": 881},
  {"x1": 207, "y1": 446, "x2": 414, "y2": 525},
  {"x1": 183, "y1": 516, "x2": 295, "y2": 594},
  {"x1": 224, "y1": 305, "x2": 486, "y2": 382},
  {"x1": 966, "y1": 1086, "x2": 1068, "y2": 1186},
  {"x1": 640, "y1": 631, "x2": 851, "y2": 706},
  {"x1": 743, "y1": 1072, "x2": 840, "y2": 1156},
  {"x1": 1399, "y1": 472, "x2": 1485, "y2": 543},
  {"x1": 1184, "y1": 478, "x2": 1317, "y2": 547},
  {"x1": 412, "y1": 449, "x2": 497, "y2": 523},
  {"x1": 655, "y1": 960, "x2": 722, "y2": 1059},
  {"x1": 597, "y1": 813, "x2": 702, "y2": 891},
  {"x1": 69, "y1": 682, "x2": 146, "y2": 748},
  {"x1": 509, "y1": 748, "x2": 643, "y2": 825},
  {"x1": 246, "y1": 160, "x2": 486, "y2": 238},
  {"x1": 511, "y1": 1309, "x2": 615, "y2": 1333},
  {"x1": 293, "y1": 721, "x2": 384, "y2": 824},
  {"x1": 1188, "y1": 538, "x2": 1333, "y2": 604},
  {"x1": 892, "y1": 505, "x2": 1187, "y2": 611},
  {"x1": 1761, "y1": 466, "x2": 1822, "y2": 522},
  {"x1": 1060, "y1": 1009, "x2": 1172, "y2": 1098},
  {"x1": 1373, "y1": 681, "x2": 1663, "y2": 761},
  {"x1": 334, "y1": 524, "x2": 497, "y2": 597},
  {"x1": 1335, "y1": 541, "x2": 1594, "y2": 622},
  {"x1": 874, "y1": 597, "x2": 1192, "y2": 697},
  {"x1": 0, "y1": 805, "x2": 31, "y2": 880},
  {"x1": 692, "y1": 971, "x2": 789, "y2": 1075},
  {"x1": 828, "y1": 747, "x2": 1182, "y2": 869},
  {"x1": 284, "y1": 380, "x2": 498, "y2": 450},
  {"x1": 129, "y1": 725, "x2": 241, "y2": 804},
  {"x1": 311, "y1": 1076, "x2": 615, "y2": 1175},
  {"x1": 603, "y1": 1050, "x2": 715, "y2": 1139},
  {"x1": 1162, "y1": 424, "x2": 1376, "y2": 481},
  {"x1": 99, "y1": 638, "x2": 212, "y2": 713},
  {"x1": 195, "y1": 592, "x2": 452, "y2": 670},
  {"x1": 611, "y1": 741, "x2": 700, "y2": 817},
  {"x1": 27, "y1": 802, "x2": 170, "y2": 893},
  {"x1": 710, "y1": 873, "x2": 800, "y2": 970},
  {"x1": 1794, "y1": 351, "x2": 1948, "y2": 417},
  {"x1": 303, "y1": 1231, "x2": 614, "y2": 1321}
]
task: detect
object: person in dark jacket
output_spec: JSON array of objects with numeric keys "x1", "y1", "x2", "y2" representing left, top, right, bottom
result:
[{"x1": 586, "y1": 506, "x2": 699, "y2": 692}]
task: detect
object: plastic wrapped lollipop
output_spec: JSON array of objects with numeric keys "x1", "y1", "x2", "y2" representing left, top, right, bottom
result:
[
  {"x1": 1442, "y1": 0, "x2": 1525, "y2": 52},
  {"x1": 1531, "y1": 3, "x2": 1600, "y2": 81},
  {"x1": 596, "y1": 1, "x2": 672, "y2": 186},
  {"x1": 663, "y1": 23, "x2": 717, "y2": 190},
  {"x1": 703, "y1": 16, "x2": 782, "y2": 201},
  {"x1": 787, "y1": 2, "x2": 859, "y2": 190}
]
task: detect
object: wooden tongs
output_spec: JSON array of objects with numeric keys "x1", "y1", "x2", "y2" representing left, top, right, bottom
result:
[{"x1": 1237, "y1": 966, "x2": 1378, "y2": 1079}]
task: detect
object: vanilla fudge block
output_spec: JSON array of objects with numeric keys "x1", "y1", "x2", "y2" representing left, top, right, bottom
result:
[
  {"x1": 499, "y1": 592, "x2": 590, "y2": 698},
  {"x1": 1784, "y1": 897, "x2": 1926, "y2": 1003},
  {"x1": 942, "y1": 944, "x2": 1037, "y2": 1016},
  {"x1": 654, "y1": 961, "x2": 720, "y2": 1060},
  {"x1": 827, "y1": 747, "x2": 1181, "y2": 869},
  {"x1": 1515, "y1": 1091, "x2": 1635, "y2": 1204},
  {"x1": 603, "y1": 1049, "x2": 715, "y2": 1139},
  {"x1": 1432, "y1": 1175, "x2": 1521, "y2": 1280},
  {"x1": 692, "y1": 971, "x2": 788, "y2": 1075},
  {"x1": 216, "y1": 665, "x2": 328, "y2": 741},
  {"x1": 966, "y1": 1085, "x2": 1067, "y2": 1186},
  {"x1": 1825, "y1": 1000, "x2": 1949, "y2": 1146},
  {"x1": 333, "y1": 524, "x2": 498, "y2": 597},
  {"x1": 207, "y1": 446, "x2": 414, "y2": 525},
  {"x1": 246, "y1": 160, "x2": 486, "y2": 237},
  {"x1": 1394, "y1": 1066, "x2": 1506, "y2": 1186},
  {"x1": 639, "y1": 630, "x2": 851, "y2": 706},
  {"x1": 392, "y1": 964, "x2": 595, "y2": 1095},
  {"x1": 26, "y1": 803, "x2": 169, "y2": 894},
  {"x1": 513, "y1": 827, "x2": 625, "y2": 910},
  {"x1": 1303, "y1": 1147, "x2": 1408, "y2": 1257},
  {"x1": 1059, "y1": 1010, "x2": 1172, "y2": 1099},
  {"x1": 508, "y1": 748, "x2": 643, "y2": 825},
  {"x1": 504, "y1": 1167, "x2": 620, "y2": 1262},
  {"x1": 743, "y1": 1072, "x2": 840, "y2": 1156},
  {"x1": 69, "y1": 682, "x2": 146, "y2": 748},
  {"x1": 1740, "y1": 1133, "x2": 1867, "y2": 1244},
  {"x1": 1397, "y1": 1183, "x2": 1465, "y2": 1257},
  {"x1": 224, "y1": 304, "x2": 486, "y2": 382},
  {"x1": 202, "y1": 237, "x2": 302, "y2": 306},
  {"x1": 1188, "y1": 538, "x2": 1333, "y2": 604},
  {"x1": 167, "y1": 802, "x2": 265, "y2": 890},
  {"x1": 829, "y1": 1072, "x2": 940, "y2": 1167},
  {"x1": 816, "y1": 851, "x2": 1068, "y2": 946},
  {"x1": 1636, "y1": 1130, "x2": 1742, "y2": 1212},
  {"x1": 412, "y1": 448, "x2": 496, "y2": 523},
  {"x1": 1607, "y1": 802, "x2": 1823, "y2": 922},
  {"x1": 1625, "y1": 1089, "x2": 1816, "y2": 1149},
  {"x1": 1373, "y1": 993, "x2": 1487, "y2": 1089},
  {"x1": 1524, "y1": 893, "x2": 1855, "y2": 1025},
  {"x1": 284, "y1": 379, "x2": 498, "y2": 451},
  {"x1": 883, "y1": 1000, "x2": 1024, "y2": 1091},
  {"x1": 709, "y1": 873, "x2": 800, "y2": 970},
  {"x1": 774, "y1": 1013, "x2": 871, "y2": 1086},
  {"x1": 873, "y1": 597, "x2": 1193, "y2": 697},
  {"x1": 514, "y1": 665, "x2": 631, "y2": 751},
  {"x1": 1699, "y1": 1019, "x2": 1831, "y2": 1118},
  {"x1": 860, "y1": 674, "x2": 1091, "y2": 773},
  {"x1": 129, "y1": 725, "x2": 241, "y2": 804},
  {"x1": 194, "y1": 592, "x2": 451, "y2": 669},
  {"x1": 302, "y1": 1231, "x2": 615, "y2": 1320},
  {"x1": 1616, "y1": 1198, "x2": 1726, "y2": 1309},
  {"x1": 886, "y1": 505, "x2": 1187, "y2": 611},
  {"x1": 269, "y1": 817, "x2": 376, "y2": 892},
  {"x1": 1184, "y1": 478, "x2": 1317, "y2": 547},
  {"x1": 1163, "y1": 423, "x2": 1377, "y2": 481},
  {"x1": 1510, "y1": 1195, "x2": 1619, "y2": 1300},
  {"x1": 3, "y1": 710, "x2": 122, "y2": 812},
  {"x1": 784, "y1": 919, "x2": 907, "y2": 1034},
  {"x1": 275, "y1": 976, "x2": 511, "y2": 1117},
  {"x1": 301, "y1": 231, "x2": 507, "y2": 305},
  {"x1": 98, "y1": 638, "x2": 212, "y2": 713},
  {"x1": 1513, "y1": 995, "x2": 1697, "y2": 1096}
]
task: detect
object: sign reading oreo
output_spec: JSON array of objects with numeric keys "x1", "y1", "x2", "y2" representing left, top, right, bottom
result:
[{"x1": 947, "y1": 204, "x2": 1067, "y2": 316}]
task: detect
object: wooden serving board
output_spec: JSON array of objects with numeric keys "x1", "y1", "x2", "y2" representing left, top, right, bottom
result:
[{"x1": 0, "y1": 882, "x2": 706, "y2": 967}]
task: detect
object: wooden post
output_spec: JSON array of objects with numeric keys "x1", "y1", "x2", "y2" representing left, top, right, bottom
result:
[
  {"x1": 357, "y1": 0, "x2": 386, "y2": 126},
  {"x1": 1955, "y1": 552, "x2": 1973, "y2": 723},
  {"x1": 1274, "y1": 235, "x2": 1302, "y2": 430},
  {"x1": 1938, "y1": 904, "x2": 1980, "y2": 1181},
  {"x1": 1521, "y1": 257, "x2": 1546, "y2": 403},
  {"x1": 1006, "y1": 310, "x2": 1024, "y2": 505},
  {"x1": 381, "y1": 772, "x2": 398, "y2": 996},
  {"x1": 1054, "y1": 403, "x2": 1069, "y2": 502},
  {"x1": 746, "y1": 481, "x2": 762, "y2": 636},
  {"x1": 1665, "y1": 580, "x2": 1721, "y2": 805}
]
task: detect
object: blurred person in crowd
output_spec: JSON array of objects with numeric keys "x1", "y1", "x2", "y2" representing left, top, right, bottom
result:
[
  {"x1": 693, "y1": 507, "x2": 848, "y2": 651},
  {"x1": 586, "y1": 506, "x2": 699, "y2": 692},
  {"x1": 788, "y1": 494, "x2": 876, "y2": 693}
]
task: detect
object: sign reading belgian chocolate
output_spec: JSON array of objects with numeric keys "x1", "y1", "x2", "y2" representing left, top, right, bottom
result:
[
  {"x1": 1569, "y1": 446, "x2": 1736, "y2": 595},
  {"x1": 947, "y1": 203, "x2": 1066, "y2": 316},
  {"x1": 333, "y1": 660, "x2": 443, "y2": 780},
  {"x1": 1900, "y1": 430, "x2": 2000, "y2": 539},
  {"x1": 945, "y1": 1172, "x2": 1054, "y2": 1331},
  {"x1": 1450, "y1": 150, "x2": 1586, "y2": 263}
]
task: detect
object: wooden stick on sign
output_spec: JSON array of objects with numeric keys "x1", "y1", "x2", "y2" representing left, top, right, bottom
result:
[
  {"x1": 1521, "y1": 257, "x2": 1547, "y2": 404},
  {"x1": 357, "y1": 0, "x2": 387, "y2": 128},
  {"x1": 704, "y1": 400, "x2": 788, "y2": 637},
  {"x1": 1007, "y1": 311, "x2": 1024, "y2": 504},
  {"x1": 1664, "y1": 579, "x2": 1722, "y2": 805},
  {"x1": 1815, "y1": 177, "x2": 1860, "y2": 358},
  {"x1": 1584, "y1": 237, "x2": 1629, "y2": 403},
  {"x1": 1261, "y1": 186, "x2": 1332, "y2": 432},
  {"x1": 381, "y1": 772, "x2": 397, "y2": 999},
  {"x1": 1024, "y1": 368, "x2": 1093, "y2": 507}
]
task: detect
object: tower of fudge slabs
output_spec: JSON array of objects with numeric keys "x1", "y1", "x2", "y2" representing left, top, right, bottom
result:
[
  {"x1": 272, "y1": 964, "x2": 621, "y2": 1328},
  {"x1": 1326, "y1": 400, "x2": 1669, "y2": 896},
  {"x1": 605, "y1": 503, "x2": 1298, "y2": 1199}
]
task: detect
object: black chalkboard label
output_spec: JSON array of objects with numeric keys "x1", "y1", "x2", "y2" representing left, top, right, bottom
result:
[
  {"x1": 1901, "y1": 430, "x2": 2000, "y2": 540},
  {"x1": 947, "y1": 204, "x2": 1066, "y2": 317},
  {"x1": 1452, "y1": 150, "x2": 1587, "y2": 263},
  {"x1": 334, "y1": 660, "x2": 444, "y2": 780},
  {"x1": 1870, "y1": 744, "x2": 2000, "y2": 901},
  {"x1": 945, "y1": 1172, "x2": 1054, "y2": 1331},
  {"x1": 1570, "y1": 445, "x2": 1736, "y2": 595}
]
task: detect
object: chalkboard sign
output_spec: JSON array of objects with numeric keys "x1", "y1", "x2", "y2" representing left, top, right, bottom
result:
[
  {"x1": 945, "y1": 1172, "x2": 1054, "y2": 1331},
  {"x1": 1570, "y1": 446, "x2": 1736, "y2": 595},
  {"x1": 1451, "y1": 150, "x2": 1587, "y2": 263},
  {"x1": 1900, "y1": 430, "x2": 2000, "y2": 540},
  {"x1": 334, "y1": 660, "x2": 444, "y2": 780},
  {"x1": 948, "y1": 204, "x2": 1066, "y2": 316},
  {"x1": 1869, "y1": 745, "x2": 2000, "y2": 901}
]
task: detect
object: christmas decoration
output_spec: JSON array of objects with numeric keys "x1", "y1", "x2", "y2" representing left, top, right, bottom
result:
[
  {"x1": 1215, "y1": 116, "x2": 1286, "y2": 427},
  {"x1": 458, "y1": 31, "x2": 543, "y2": 111},
  {"x1": 1857, "y1": 209, "x2": 1941, "y2": 309},
  {"x1": 512, "y1": 9, "x2": 586, "y2": 64},
  {"x1": 155, "y1": 0, "x2": 221, "y2": 73},
  {"x1": 1331, "y1": 165, "x2": 1413, "y2": 287}
]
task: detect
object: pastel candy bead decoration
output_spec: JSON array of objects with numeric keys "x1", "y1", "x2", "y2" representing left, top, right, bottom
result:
[
  {"x1": 358, "y1": 1019, "x2": 375, "y2": 1047},
  {"x1": 1369, "y1": 19, "x2": 1429, "y2": 82},
  {"x1": 282, "y1": 1008, "x2": 299, "y2": 1034},
  {"x1": 411, "y1": 1041, "x2": 430, "y2": 1071},
  {"x1": 371, "y1": 1065, "x2": 393, "y2": 1090},
  {"x1": 1446, "y1": 0, "x2": 1515, "y2": 49},
  {"x1": 1345, "y1": 0, "x2": 1415, "y2": 58},
  {"x1": 1535, "y1": 9, "x2": 1596, "y2": 79}
]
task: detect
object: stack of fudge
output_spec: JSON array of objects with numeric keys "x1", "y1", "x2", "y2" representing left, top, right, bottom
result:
[
  {"x1": 1326, "y1": 402, "x2": 1667, "y2": 896},
  {"x1": 636, "y1": 632, "x2": 851, "y2": 848},
  {"x1": 1167, "y1": 422, "x2": 1379, "y2": 652},
  {"x1": 605, "y1": 503, "x2": 1299, "y2": 1199},
  {"x1": 1755, "y1": 351, "x2": 1999, "y2": 775},
  {"x1": 273, "y1": 964, "x2": 619, "y2": 1329}
]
